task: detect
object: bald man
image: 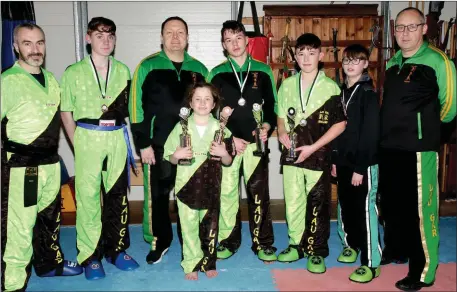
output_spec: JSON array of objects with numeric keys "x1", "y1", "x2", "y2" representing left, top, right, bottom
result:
[{"x1": 379, "y1": 7, "x2": 456, "y2": 291}]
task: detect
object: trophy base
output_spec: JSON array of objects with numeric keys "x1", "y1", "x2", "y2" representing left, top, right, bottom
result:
[
  {"x1": 209, "y1": 154, "x2": 221, "y2": 161},
  {"x1": 178, "y1": 158, "x2": 195, "y2": 165},
  {"x1": 284, "y1": 156, "x2": 297, "y2": 163},
  {"x1": 253, "y1": 149, "x2": 270, "y2": 157}
]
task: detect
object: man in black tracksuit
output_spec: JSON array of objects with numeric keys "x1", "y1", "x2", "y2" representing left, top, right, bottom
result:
[
  {"x1": 380, "y1": 7, "x2": 456, "y2": 291},
  {"x1": 129, "y1": 16, "x2": 208, "y2": 264},
  {"x1": 207, "y1": 21, "x2": 278, "y2": 262}
]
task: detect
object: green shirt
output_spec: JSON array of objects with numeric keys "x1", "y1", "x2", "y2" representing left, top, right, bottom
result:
[
  {"x1": 278, "y1": 70, "x2": 341, "y2": 132},
  {"x1": 60, "y1": 55, "x2": 131, "y2": 120},
  {"x1": 1, "y1": 62, "x2": 60, "y2": 145},
  {"x1": 164, "y1": 114, "x2": 232, "y2": 195}
]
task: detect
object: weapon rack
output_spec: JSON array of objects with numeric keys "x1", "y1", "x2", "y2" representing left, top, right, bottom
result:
[{"x1": 263, "y1": 4, "x2": 383, "y2": 91}]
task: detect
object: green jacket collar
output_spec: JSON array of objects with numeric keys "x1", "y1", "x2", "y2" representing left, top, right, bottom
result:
[
  {"x1": 227, "y1": 54, "x2": 252, "y2": 71},
  {"x1": 392, "y1": 41, "x2": 429, "y2": 64},
  {"x1": 159, "y1": 50, "x2": 193, "y2": 63}
]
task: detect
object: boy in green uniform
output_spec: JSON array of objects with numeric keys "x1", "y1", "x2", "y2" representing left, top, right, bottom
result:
[
  {"x1": 208, "y1": 20, "x2": 278, "y2": 263},
  {"x1": 61, "y1": 17, "x2": 139, "y2": 280},
  {"x1": 1, "y1": 23, "x2": 82, "y2": 292},
  {"x1": 164, "y1": 82, "x2": 235, "y2": 280},
  {"x1": 276, "y1": 33, "x2": 346, "y2": 273}
]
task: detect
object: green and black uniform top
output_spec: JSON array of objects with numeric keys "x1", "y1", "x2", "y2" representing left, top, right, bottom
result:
[
  {"x1": 277, "y1": 70, "x2": 344, "y2": 171},
  {"x1": 381, "y1": 41, "x2": 456, "y2": 152},
  {"x1": 333, "y1": 73, "x2": 380, "y2": 174},
  {"x1": 163, "y1": 114, "x2": 235, "y2": 210},
  {"x1": 207, "y1": 55, "x2": 278, "y2": 142},
  {"x1": 60, "y1": 55, "x2": 131, "y2": 125},
  {"x1": 129, "y1": 50, "x2": 208, "y2": 151},
  {"x1": 1, "y1": 62, "x2": 61, "y2": 166}
]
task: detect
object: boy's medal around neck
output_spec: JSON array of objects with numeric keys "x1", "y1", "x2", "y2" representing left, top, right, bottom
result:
[
  {"x1": 229, "y1": 57, "x2": 251, "y2": 107},
  {"x1": 341, "y1": 84, "x2": 360, "y2": 118},
  {"x1": 298, "y1": 71, "x2": 319, "y2": 126},
  {"x1": 89, "y1": 56, "x2": 111, "y2": 112}
]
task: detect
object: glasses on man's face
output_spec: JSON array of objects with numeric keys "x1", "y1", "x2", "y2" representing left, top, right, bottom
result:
[
  {"x1": 395, "y1": 23, "x2": 425, "y2": 32},
  {"x1": 342, "y1": 58, "x2": 363, "y2": 65}
]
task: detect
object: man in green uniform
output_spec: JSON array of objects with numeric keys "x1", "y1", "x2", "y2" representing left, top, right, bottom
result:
[
  {"x1": 207, "y1": 20, "x2": 278, "y2": 262},
  {"x1": 380, "y1": 8, "x2": 456, "y2": 291},
  {"x1": 60, "y1": 17, "x2": 139, "y2": 280},
  {"x1": 1, "y1": 23, "x2": 82, "y2": 292},
  {"x1": 129, "y1": 16, "x2": 208, "y2": 264}
]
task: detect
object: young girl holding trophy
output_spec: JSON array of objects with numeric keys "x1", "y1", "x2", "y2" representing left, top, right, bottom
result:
[{"x1": 163, "y1": 82, "x2": 235, "y2": 280}]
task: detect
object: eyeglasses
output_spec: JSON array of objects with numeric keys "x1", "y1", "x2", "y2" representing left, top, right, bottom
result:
[
  {"x1": 395, "y1": 23, "x2": 425, "y2": 32},
  {"x1": 342, "y1": 58, "x2": 364, "y2": 65}
]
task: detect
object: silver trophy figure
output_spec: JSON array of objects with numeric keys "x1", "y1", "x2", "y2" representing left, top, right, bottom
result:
[
  {"x1": 285, "y1": 107, "x2": 298, "y2": 162},
  {"x1": 178, "y1": 107, "x2": 194, "y2": 165},
  {"x1": 210, "y1": 106, "x2": 233, "y2": 161},
  {"x1": 252, "y1": 103, "x2": 267, "y2": 157}
]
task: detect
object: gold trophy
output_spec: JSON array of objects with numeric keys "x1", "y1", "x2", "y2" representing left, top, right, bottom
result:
[
  {"x1": 210, "y1": 106, "x2": 233, "y2": 161},
  {"x1": 253, "y1": 103, "x2": 267, "y2": 157},
  {"x1": 178, "y1": 107, "x2": 194, "y2": 165},
  {"x1": 285, "y1": 107, "x2": 298, "y2": 162}
]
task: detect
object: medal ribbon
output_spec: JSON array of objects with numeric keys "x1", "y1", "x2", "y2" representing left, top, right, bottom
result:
[
  {"x1": 341, "y1": 84, "x2": 360, "y2": 117},
  {"x1": 89, "y1": 55, "x2": 111, "y2": 98},
  {"x1": 229, "y1": 57, "x2": 251, "y2": 102}
]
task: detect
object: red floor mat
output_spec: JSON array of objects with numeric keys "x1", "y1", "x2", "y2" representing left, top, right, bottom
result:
[{"x1": 272, "y1": 263, "x2": 456, "y2": 291}]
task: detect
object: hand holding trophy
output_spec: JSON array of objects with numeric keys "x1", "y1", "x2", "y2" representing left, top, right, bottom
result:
[
  {"x1": 285, "y1": 107, "x2": 298, "y2": 162},
  {"x1": 252, "y1": 102, "x2": 267, "y2": 157},
  {"x1": 210, "y1": 106, "x2": 233, "y2": 161},
  {"x1": 178, "y1": 107, "x2": 194, "y2": 165}
]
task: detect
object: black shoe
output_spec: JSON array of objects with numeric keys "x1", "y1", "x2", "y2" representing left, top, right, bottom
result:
[
  {"x1": 146, "y1": 246, "x2": 169, "y2": 264},
  {"x1": 380, "y1": 254, "x2": 408, "y2": 265},
  {"x1": 395, "y1": 276, "x2": 433, "y2": 291}
]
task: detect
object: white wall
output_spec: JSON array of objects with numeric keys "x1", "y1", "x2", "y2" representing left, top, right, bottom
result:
[{"x1": 33, "y1": 1, "x2": 456, "y2": 201}]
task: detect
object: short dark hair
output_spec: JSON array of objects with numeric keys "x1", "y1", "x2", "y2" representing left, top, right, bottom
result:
[
  {"x1": 87, "y1": 17, "x2": 116, "y2": 35},
  {"x1": 295, "y1": 33, "x2": 321, "y2": 52},
  {"x1": 186, "y1": 82, "x2": 222, "y2": 113},
  {"x1": 221, "y1": 20, "x2": 247, "y2": 43},
  {"x1": 161, "y1": 16, "x2": 188, "y2": 35},
  {"x1": 13, "y1": 23, "x2": 45, "y2": 43},
  {"x1": 396, "y1": 7, "x2": 426, "y2": 23},
  {"x1": 343, "y1": 44, "x2": 369, "y2": 61}
]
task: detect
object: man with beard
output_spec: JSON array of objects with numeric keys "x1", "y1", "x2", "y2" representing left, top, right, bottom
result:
[
  {"x1": 129, "y1": 16, "x2": 208, "y2": 264},
  {"x1": 1, "y1": 23, "x2": 82, "y2": 292},
  {"x1": 380, "y1": 7, "x2": 456, "y2": 291}
]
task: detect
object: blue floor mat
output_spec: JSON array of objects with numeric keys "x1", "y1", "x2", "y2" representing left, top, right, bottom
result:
[{"x1": 26, "y1": 217, "x2": 456, "y2": 291}]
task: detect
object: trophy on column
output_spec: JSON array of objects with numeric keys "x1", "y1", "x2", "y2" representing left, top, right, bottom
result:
[
  {"x1": 285, "y1": 107, "x2": 298, "y2": 162},
  {"x1": 178, "y1": 107, "x2": 194, "y2": 165},
  {"x1": 209, "y1": 106, "x2": 233, "y2": 161},
  {"x1": 253, "y1": 102, "x2": 267, "y2": 157}
]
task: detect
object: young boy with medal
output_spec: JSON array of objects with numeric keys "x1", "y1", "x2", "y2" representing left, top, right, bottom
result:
[
  {"x1": 331, "y1": 44, "x2": 382, "y2": 283},
  {"x1": 207, "y1": 20, "x2": 278, "y2": 263},
  {"x1": 60, "y1": 17, "x2": 139, "y2": 280},
  {"x1": 276, "y1": 33, "x2": 346, "y2": 273}
]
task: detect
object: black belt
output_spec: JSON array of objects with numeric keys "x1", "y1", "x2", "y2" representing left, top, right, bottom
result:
[
  {"x1": 3, "y1": 139, "x2": 57, "y2": 157},
  {"x1": 77, "y1": 118, "x2": 126, "y2": 127}
]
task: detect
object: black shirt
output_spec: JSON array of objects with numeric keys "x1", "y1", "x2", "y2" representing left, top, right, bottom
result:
[{"x1": 31, "y1": 70, "x2": 45, "y2": 87}]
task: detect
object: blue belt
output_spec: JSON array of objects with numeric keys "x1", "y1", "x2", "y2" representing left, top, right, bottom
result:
[{"x1": 76, "y1": 122, "x2": 138, "y2": 188}]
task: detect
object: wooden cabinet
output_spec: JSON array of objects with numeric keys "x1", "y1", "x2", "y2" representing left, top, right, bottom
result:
[{"x1": 263, "y1": 4, "x2": 383, "y2": 91}]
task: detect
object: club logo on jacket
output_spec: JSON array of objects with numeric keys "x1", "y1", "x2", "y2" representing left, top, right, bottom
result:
[
  {"x1": 318, "y1": 110, "x2": 329, "y2": 124},
  {"x1": 404, "y1": 65, "x2": 417, "y2": 83},
  {"x1": 252, "y1": 72, "x2": 259, "y2": 89}
]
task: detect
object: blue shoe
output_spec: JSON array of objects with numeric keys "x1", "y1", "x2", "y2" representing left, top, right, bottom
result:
[
  {"x1": 84, "y1": 260, "x2": 106, "y2": 280},
  {"x1": 39, "y1": 260, "x2": 83, "y2": 277},
  {"x1": 107, "y1": 252, "x2": 139, "y2": 271}
]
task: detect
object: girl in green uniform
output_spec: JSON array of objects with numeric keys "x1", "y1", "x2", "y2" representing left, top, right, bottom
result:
[{"x1": 164, "y1": 82, "x2": 234, "y2": 280}]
